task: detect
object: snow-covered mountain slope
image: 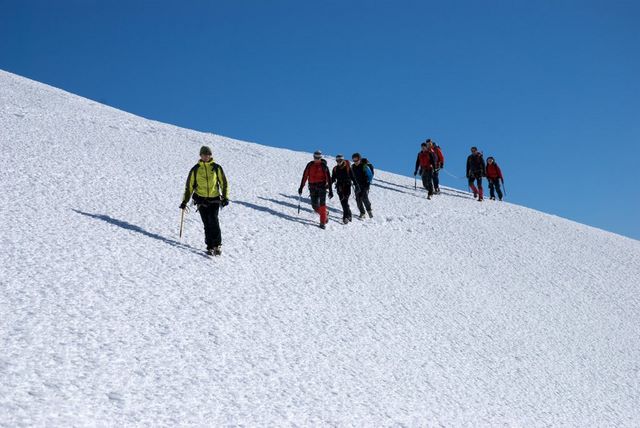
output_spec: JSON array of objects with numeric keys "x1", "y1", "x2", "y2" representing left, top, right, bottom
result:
[{"x1": 1, "y1": 69, "x2": 639, "y2": 426}]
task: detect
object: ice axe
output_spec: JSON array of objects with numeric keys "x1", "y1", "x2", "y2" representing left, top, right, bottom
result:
[{"x1": 179, "y1": 208, "x2": 185, "y2": 239}]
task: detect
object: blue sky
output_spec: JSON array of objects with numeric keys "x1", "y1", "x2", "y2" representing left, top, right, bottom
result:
[{"x1": 2, "y1": 0, "x2": 638, "y2": 239}]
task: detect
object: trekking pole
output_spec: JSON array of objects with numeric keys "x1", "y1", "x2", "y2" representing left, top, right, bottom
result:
[
  {"x1": 414, "y1": 174, "x2": 417, "y2": 190},
  {"x1": 297, "y1": 194, "x2": 301, "y2": 214},
  {"x1": 502, "y1": 179, "x2": 507, "y2": 197},
  {"x1": 179, "y1": 208, "x2": 185, "y2": 239}
]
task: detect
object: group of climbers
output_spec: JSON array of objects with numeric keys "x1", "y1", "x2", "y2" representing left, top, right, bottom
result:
[
  {"x1": 466, "y1": 146, "x2": 504, "y2": 201},
  {"x1": 298, "y1": 151, "x2": 374, "y2": 228},
  {"x1": 413, "y1": 139, "x2": 445, "y2": 199},
  {"x1": 178, "y1": 140, "x2": 506, "y2": 254}
]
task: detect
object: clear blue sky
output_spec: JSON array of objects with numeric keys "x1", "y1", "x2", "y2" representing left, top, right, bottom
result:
[{"x1": 2, "y1": 0, "x2": 638, "y2": 239}]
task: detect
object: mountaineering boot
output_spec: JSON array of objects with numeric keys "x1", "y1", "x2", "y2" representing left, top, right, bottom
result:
[
  {"x1": 319, "y1": 222, "x2": 326, "y2": 229},
  {"x1": 206, "y1": 249, "x2": 213, "y2": 256},
  {"x1": 367, "y1": 210, "x2": 373, "y2": 218},
  {"x1": 343, "y1": 217, "x2": 349, "y2": 224},
  {"x1": 490, "y1": 196, "x2": 495, "y2": 200},
  {"x1": 427, "y1": 194, "x2": 431, "y2": 200},
  {"x1": 499, "y1": 196, "x2": 503, "y2": 201},
  {"x1": 359, "y1": 212, "x2": 367, "y2": 219},
  {"x1": 213, "y1": 246, "x2": 222, "y2": 256}
]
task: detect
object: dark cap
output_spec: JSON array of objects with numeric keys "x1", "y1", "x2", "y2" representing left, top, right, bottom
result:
[{"x1": 200, "y1": 146, "x2": 212, "y2": 156}]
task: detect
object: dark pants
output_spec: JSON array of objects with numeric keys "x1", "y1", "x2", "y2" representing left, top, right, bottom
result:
[
  {"x1": 488, "y1": 178, "x2": 503, "y2": 199},
  {"x1": 336, "y1": 183, "x2": 352, "y2": 220},
  {"x1": 309, "y1": 185, "x2": 329, "y2": 224},
  {"x1": 433, "y1": 169, "x2": 440, "y2": 192},
  {"x1": 198, "y1": 203, "x2": 221, "y2": 249},
  {"x1": 309, "y1": 186, "x2": 327, "y2": 210},
  {"x1": 355, "y1": 185, "x2": 372, "y2": 214},
  {"x1": 421, "y1": 169, "x2": 434, "y2": 195},
  {"x1": 468, "y1": 174, "x2": 484, "y2": 198}
]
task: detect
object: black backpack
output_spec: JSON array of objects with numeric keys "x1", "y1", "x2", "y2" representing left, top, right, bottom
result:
[{"x1": 361, "y1": 158, "x2": 375, "y2": 176}]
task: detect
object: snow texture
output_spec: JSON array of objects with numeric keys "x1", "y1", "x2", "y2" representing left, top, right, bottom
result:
[{"x1": 1, "y1": 69, "x2": 639, "y2": 426}]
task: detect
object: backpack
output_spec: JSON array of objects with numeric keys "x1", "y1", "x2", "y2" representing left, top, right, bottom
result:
[{"x1": 361, "y1": 158, "x2": 374, "y2": 176}]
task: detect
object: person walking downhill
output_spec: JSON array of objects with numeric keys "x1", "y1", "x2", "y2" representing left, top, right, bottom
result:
[
  {"x1": 331, "y1": 154, "x2": 354, "y2": 224},
  {"x1": 298, "y1": 150, "x2": 333, "y2": 229},
  {"x1": 351, "y1": 152, "x2": 374, "y2": 219},
  {"x1": 466, "y1": 146, "x2": 486, "y2": 201},
  {"x1": 485, "y1": 156, "x2": 504, "y2": 201},
  {"x1": 430, "y1": 140, "x2": 445, "y2": 194},
  {"x1": 414, "y1": 141, "x2": 438, "y2": 199},
  {"x1": 180, "y1": 145, "x2": 229, "y2": 256}
]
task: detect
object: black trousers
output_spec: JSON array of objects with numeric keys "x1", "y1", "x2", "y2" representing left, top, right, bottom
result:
[
  {"x1": 309, "y1": 186, "x2": 327, "y2": 210},
  {"x1": 198, "y1": 203, "x2": 221, "y2": 249},
  {"x1": 336, "y1": 183, "x2": 352, "y2": 220},
  {"x1": 432, "y1": 169, "x2": 440, "y2": 191},
  {"x1": 488, "y1": 178, "x2": 503, "y2": 199},
  {"x1": 468, "y1": 175, "x2": 483, "y2": 190},
  {"x1": 421, "y1": 169, "x2": 434, "y2": 195},
  {"x1": 355, "y1": 185, "x2": 372, "y2": 214}
]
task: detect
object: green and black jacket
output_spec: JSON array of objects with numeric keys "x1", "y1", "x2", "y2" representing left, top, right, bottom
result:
[{"x1": 182, "y1": 159, "x2": 229, "y2": 204}]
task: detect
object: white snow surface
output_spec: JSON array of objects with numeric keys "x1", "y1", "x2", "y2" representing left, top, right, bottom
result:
[{"x1": 1, "y1": 69, "x2": 640, "y2": 426}]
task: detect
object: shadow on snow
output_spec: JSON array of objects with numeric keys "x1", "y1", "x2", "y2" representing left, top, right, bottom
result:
[
  {"x1": 72, "y1": 209, "x2": 207, "y2": 257},
  {"x1": 232, "y1": 200, "x2": 318, "y2": 226},
  {"x1": 275, "y1": 194, "x2": 345, "y2": 222}
]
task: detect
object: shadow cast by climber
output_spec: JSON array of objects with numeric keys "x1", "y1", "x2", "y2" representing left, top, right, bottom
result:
[
  {"x1": 233, "y1": 200, "x2": 317, "y2": 226},
  {"x1": 72, "y1": 209, "x2": 206, "y2": 257}
]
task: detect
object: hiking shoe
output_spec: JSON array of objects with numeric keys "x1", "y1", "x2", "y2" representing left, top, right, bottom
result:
[
  {"x1": 359, "y1": 212, "x2": 366, "y2": 219},
  {"x1": 435, "y1": 188, "x2": 441, "y2": 194},
  {"x1": 367, "y1": 210, "x2": 373, "y2": 218},
  {"x1": 490, "y1": 196, "x2": 495, "y2": 200},
  {"x1": 427, "y1": 194, "x2": 432, "y2": 200},
  {"x1": 319, "y1": 223, "x2": 326, "y2": 229},
  {"x1": 206, "y1": 249, "x2": 213, "y2": 256},
  {"x1": 213, "y1": 246, "x2": 222, "y2": 256},
  {"x1": 343, "y1": 217, "x2": 349, "y2": 224},
  {"x1": 473, "y1": 192, "x2": 478, "y2": 198},
  {"x1": 478, "y1": 197, "x2": 483, "y2": 202},
  {"x1": 499, "y1": 197, "x2": 503, "y2": 201}
]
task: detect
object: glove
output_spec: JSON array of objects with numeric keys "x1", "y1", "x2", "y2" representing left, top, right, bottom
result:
[
  {"x1": 179, "y1": 201, "x2": 187, "y2": 210},
  {"x1": 221, "y1": 198, "x2": 229, "y2": 207},
  {"x1": 328, "y1": 191, "x2": 334, "y2": 199},
  {"x1": 298, "y1": 187, "x2": 303, "y2": 195}
]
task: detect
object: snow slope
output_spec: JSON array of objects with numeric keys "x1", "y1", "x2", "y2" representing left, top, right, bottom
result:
[{"x1": 1, "y1": 69, "x2": 639, "y2": 426}]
